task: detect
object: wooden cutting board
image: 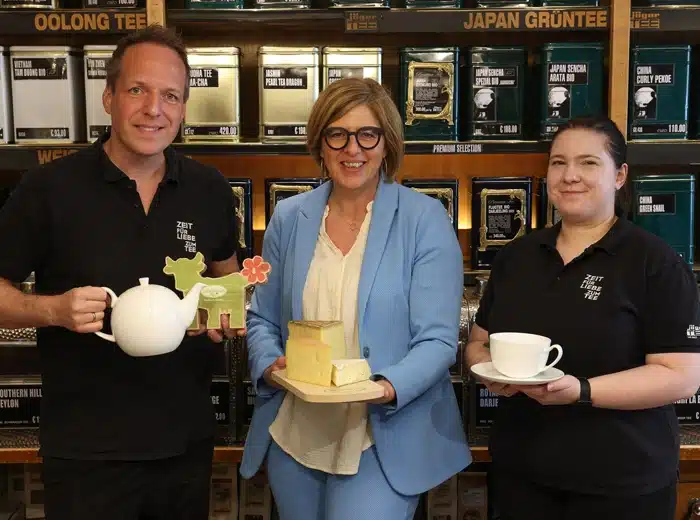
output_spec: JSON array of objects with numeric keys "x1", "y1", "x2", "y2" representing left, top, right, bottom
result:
[{"x1": 271, "y1": 369, "x2": 385, "y2": 404}]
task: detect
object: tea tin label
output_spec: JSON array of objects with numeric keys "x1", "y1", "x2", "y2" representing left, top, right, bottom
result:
[{"x1": 263, "y1": 67, "x2": 308, "y2": 89}]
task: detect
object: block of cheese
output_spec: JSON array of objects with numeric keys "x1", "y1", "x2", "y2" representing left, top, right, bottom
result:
[
  {"x1": 285, "y1": 337, "x2": 332, "y2": 387},
  {"x1": 331, "y1": 359, "x2": 372, "y2": 387},
  {"x1": 288, "y1": 320, "x2": 346, "y2": 360}
]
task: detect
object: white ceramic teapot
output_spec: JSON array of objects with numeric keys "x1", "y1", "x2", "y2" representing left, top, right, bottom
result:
[{"x1": 95, "y1": 277, "x2": 206, "y2": 357}]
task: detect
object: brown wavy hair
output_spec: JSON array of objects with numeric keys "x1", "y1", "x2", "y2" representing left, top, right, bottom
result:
[{"x1": 306, "y1": 78, "x2": 404, "y2": 182}]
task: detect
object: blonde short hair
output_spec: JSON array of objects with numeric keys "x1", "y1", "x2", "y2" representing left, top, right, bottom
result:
[{"x1": 306, "y1": 78, "x2": 404, "y2": 182}]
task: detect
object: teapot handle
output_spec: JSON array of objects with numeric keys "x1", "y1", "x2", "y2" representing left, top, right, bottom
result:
[{"x1": 94, "y1": 287, "x2": 119, "y2": 343}]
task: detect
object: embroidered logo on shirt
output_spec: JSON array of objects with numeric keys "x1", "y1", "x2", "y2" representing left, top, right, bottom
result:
[
  {"x1": 580, "y1": 274, "x2": 604, "y2": 301},
  {"x1": 687, "y1": 325, "x2": 700, "y2": 340},
  {"x1": 176, "y1": 221, "x2": 197, "y2": 253}
]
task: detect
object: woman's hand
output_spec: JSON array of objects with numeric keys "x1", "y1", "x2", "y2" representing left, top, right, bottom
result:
[
  {"x1": 483, "y1": 381, "x2": 519, "y2": 397},
  {"x1": 368, "y1": 379, "x2": 397, "y2": 405},
  {"x1": 263, "y1": 356, "x2": 287, "y2": 389},
  {"x1": 511, "y1": 375, "x2": 580, "y2": 406}
]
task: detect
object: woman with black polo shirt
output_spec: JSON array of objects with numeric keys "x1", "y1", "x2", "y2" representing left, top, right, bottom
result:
[{"x1": 466, "y1": 116, "x2": 700, "y2": 520}]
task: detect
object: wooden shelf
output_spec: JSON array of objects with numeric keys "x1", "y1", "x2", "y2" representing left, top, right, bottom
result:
[
  {"x1": 0, "y1": 8, "x2": 147, "y2": 35},
  {"x1": 1, "y1": 424, "x2": 699, "y2": 465},
  {"x1": 627, "y1": 141, "x2": 700, "y2": 167}
]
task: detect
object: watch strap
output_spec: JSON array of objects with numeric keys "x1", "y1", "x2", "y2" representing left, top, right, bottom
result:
[{"x1": 577, "y1": 377, "x2": 592, "y2": 406}]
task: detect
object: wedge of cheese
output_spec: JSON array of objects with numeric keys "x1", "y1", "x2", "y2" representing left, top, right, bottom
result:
[
  {"x1": 288, "y1": 320, "x2": 346, "y2": 360},
  {"x1": 331, "y1": 359, "x2": 372, "y2": 387},
  {"x1": 285, "y1": 337, "x2": 332, "y2": 387}
]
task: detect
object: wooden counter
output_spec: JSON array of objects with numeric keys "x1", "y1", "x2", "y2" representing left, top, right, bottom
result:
[{"x1": 3, "y1": 424, "x2": 700, "y2": 466}]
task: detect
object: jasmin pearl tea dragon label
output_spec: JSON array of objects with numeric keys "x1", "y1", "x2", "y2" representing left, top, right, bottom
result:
[
  {"x1": 466, "y1": 46, "x2": 526, "y2": 140},
  {"x1": 471, "y1": 176, "x2": 532, "y2": 270},
  {"x1": 629, "y1": 45, "x2": 691, "y2": 141},
  {"x1": 400, "y1": 47, "x2": 458, "y2": 142},
  {"x1": 183, "y1": 47, "x2": 240, "y2": 143},
  {"x1": 10, "y1": 46, "x2": 84, "y2": 144},
  {"x1": 539, "y1": 43, "x2": 604, "y2": 139}
]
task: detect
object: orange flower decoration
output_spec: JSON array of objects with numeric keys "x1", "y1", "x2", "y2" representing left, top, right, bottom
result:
[{"x1": 241, "y1": 256, "x2": 271, "y2": 284}]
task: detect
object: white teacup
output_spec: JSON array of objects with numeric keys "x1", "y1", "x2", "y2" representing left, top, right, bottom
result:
[{"x1": 489, "y1": 332, "x2": 563, "y2": 379}]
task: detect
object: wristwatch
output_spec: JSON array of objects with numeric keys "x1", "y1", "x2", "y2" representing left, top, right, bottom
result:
[{"x1": 576, "y1": 377, "x2": 593, "y2": 406}]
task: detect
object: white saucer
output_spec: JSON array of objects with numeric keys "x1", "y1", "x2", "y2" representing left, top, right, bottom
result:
[{"x1": 470, "y1": 362, "x2": 565, "y2": 386}]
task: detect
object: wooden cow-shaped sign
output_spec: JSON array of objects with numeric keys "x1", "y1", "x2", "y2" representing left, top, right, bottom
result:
[{"x1": 163, "y1": 252, "x2": 271, "y2": 330}]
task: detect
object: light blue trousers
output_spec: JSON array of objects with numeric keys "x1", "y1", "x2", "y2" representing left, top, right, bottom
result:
[{"x1": 266, "y1": 440, "x2": 420, "y2": 520}]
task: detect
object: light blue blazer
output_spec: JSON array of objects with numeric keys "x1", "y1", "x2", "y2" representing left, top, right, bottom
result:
[{"x1": 239, "y1": 178, "x2": 472, "y2": 495}]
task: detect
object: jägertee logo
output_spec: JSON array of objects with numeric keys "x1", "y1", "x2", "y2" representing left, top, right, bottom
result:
[
  {"x1": 176, "y1": 220, "x2": 197, "y2": 253},
  {"x1": 687, "y1": 325, "x2": 700, "y2": 339},
  {"x1": 580, "y1": 274, "x2": 604, "y2": 301}
]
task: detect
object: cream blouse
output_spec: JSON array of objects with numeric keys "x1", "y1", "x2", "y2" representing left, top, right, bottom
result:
[{"x1": 268, "y1": 202, "x2": 374, "y2": 475}]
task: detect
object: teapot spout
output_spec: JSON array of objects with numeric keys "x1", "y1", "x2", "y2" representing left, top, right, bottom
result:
[{"x1": 179, "y1": 282, "x2": 206, "y2": 328}]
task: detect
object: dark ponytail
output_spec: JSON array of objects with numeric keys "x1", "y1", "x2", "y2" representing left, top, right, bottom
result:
[{"x1": 550, "y1": 116, "x2": 631, "y2": 218}]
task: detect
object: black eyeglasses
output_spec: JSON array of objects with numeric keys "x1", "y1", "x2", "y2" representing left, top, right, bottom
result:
[{"x1": 323, "y1": 126, "x2": 384, "y2": 151}]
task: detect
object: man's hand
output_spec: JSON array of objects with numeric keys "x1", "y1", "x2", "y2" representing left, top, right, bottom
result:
[
  {"x1": 187, "y1": 312, "x2": 246, "y2": 343},
  {"x1": 263, "y1": 356, "x2": 286, "y2": 389},
  {"x1": 51, "y1": 287, "x2": 108, "y2": 333},
  {"x1": 511, "y1": 375, "x2": 581, "y2": 406},
  {"x1": 368, "y1": 379, "x2": 397, "y2": 405}
]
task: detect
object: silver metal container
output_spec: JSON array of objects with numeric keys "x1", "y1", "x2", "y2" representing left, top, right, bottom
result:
[
  {"x1": 10, "y1": 46, "x2": 84, "y2": 144},
  {"x1": 0, "y1": 273, "x2": 36, "y2": 343},
  {"x1": 258, "y1": 46, "x2": 319, "y2": 143},
  {"x1": 322, "y1": 47, "x2": 382, "y2": 89},
  {"x1": 84, "y1": 45, "x2": 114, "y2": 143},
  {"x1": 184, "y1": 47, "x2": 240, "y2": 143},
  {"x1": 0, "y1": 47, "x2": 13, "y2": 145}
]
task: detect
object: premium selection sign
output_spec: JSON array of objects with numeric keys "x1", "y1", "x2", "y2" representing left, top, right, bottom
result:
[
  {"x1": 84, "y1": 45, "x2": 114, "y2": 143},
  {"x1": 629, "y1": 45, "x2": 690, "y2": 140},
  {"x1": 466, "y1": 46, "x2": 525, "y2": 140},
  {"x1": 184, "y1": 47, "x2": 240, "y2": 143},
  {"x1": 258, "y1": 46, "x2": 319, "y2": 142},
  {"x1": 10, "y1": 46, "x2": 84, "y2": 144},
  {"x1": 539, "y1": 42, "x2": 604, "y2": 139},
  {"x1": 0, "y1": 47, "x2": 12, "y2": 144}
]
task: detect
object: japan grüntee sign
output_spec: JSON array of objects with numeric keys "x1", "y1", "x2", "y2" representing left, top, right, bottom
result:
[{"x1": 462, "y1": 8, "x2": 608, "y2": 30}]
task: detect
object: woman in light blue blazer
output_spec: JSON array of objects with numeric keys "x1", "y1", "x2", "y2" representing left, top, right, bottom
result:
[{"x1": 240, "y1": 78, "x2": 471, "y2": 520}]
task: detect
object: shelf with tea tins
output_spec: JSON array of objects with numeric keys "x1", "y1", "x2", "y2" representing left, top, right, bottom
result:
[
  {"x1": 630, "y1": 6, "x2": 700, "y2": 33},
  {"x1": 0, "y1": 140, "x2": 551, "y2": 173},
  {"x1": 0, "y1": 8, "x2": 147, "y2": 36},
  {"x1": 627, "y1": 141, "x2": 700, "y2": 166}
]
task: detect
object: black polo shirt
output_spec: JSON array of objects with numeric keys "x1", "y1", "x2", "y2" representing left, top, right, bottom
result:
[
  {"x1": 0, "y1": 133, "x2": 239, "y2": 460},
  {"x1": 475, "y1": 217, "x2": 700, "y2": 496}
]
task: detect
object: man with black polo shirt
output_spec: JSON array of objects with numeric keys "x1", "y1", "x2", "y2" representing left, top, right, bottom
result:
[{"x1": 0, "y1": 26, "x2": 241, "y2": 520}]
